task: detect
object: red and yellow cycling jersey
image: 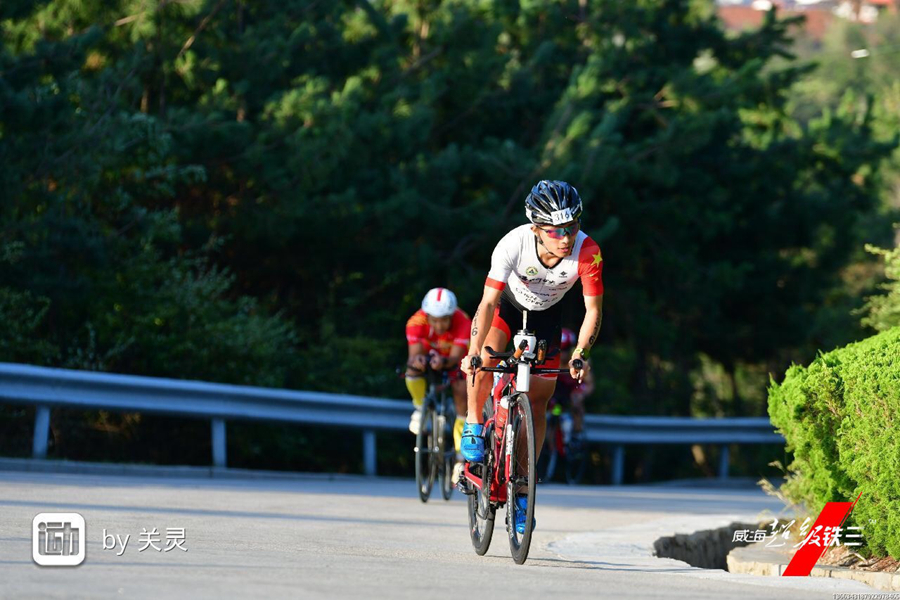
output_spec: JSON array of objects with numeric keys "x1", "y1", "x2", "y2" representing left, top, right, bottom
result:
[{"x1": 405, "y1": 308, "x2": 471, "y2": 357}]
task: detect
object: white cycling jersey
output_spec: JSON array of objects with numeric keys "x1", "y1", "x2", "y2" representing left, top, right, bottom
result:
[{"x1": 485, "y1": 224, "x2": 603, "y2": 311}]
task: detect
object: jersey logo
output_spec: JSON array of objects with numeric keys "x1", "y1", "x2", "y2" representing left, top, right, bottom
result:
[
  {"x1": 525, "y1": 266, "x2": 539, "y2": 277},
  {"x1": 550, "y1": 208, "x2": 574, "y2": 225}
]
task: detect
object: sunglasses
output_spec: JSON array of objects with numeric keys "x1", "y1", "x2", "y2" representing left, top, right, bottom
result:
[{"x1": 540, "y1": 222, "x2": 579, "y2": 239}]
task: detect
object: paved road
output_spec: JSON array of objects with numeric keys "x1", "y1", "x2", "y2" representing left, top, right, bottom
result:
[{"x1": 0, "y1": 470, "x2": 876, "y2": 599}]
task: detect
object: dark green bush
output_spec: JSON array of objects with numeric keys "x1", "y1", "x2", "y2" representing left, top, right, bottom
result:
[{"x1": 768, "y1": 326, "x2": 900, "y2": 557}]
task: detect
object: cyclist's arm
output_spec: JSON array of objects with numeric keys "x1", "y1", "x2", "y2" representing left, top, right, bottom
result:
[
  {"x1": 468, "y1": 285, "x2": 502, "y2": 356},
  {"x1": 443, "y1": 345, "x2": 466, "y2": 369},
  {"x1": 463, "y1": 231, "x2": 514, "y2": 373},
  {"x1": 407, "y1": 342, "x2": 427, "y2": 373},
  {"x1": 573, "y1": 236, "x2": 603, "y2": 380},
  {"x1": 460, "y1": 285, "x2": 502, "y2": 374},
  {"x1": 408, "y1": 342, "x2": 425, "y2": 361},
  {"x1": 577, "y1": 294, "x2": 603, "y2": 351},
  {"x1": 571, "y1": 294, "x2": 603, "y2": 380}
]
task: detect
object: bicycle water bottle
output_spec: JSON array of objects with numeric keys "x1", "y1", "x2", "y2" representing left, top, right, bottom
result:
[
  {"x1": 512, "y1": 330, "x2": 536, "y2": 394},
  {"x1": 516, "y1": 361, "x2": 530, "y2": 392},
  {"x1": 496, "y1": 396, "x2": 509, "y2": 431}
]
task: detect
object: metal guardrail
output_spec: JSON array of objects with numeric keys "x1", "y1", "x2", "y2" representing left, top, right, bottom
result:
[
  {"x1": 583, "y1": 415, "x2": 783, "y2": 485},
  {"x1": 0, "y1": 362, "x2": 784, "y2": 484}
]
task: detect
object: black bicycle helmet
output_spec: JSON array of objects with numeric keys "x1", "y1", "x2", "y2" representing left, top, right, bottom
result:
[{"x1": 524, "y1": 180, "x2": 583, "y2": 226}]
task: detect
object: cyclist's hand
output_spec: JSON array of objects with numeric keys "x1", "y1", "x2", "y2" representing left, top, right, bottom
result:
[
  {"x1": 428, "y1": 351, "x2": 446, "y2": 371},
  {"x1": 569, "y1": 358, "x2": 590, "y2": 383},
  {"x1": 460, "y1": 354, "x2": 480, "y2": 376},
  {"x1": 409, "y1": 354, "x2": 427, "y2": 371}
]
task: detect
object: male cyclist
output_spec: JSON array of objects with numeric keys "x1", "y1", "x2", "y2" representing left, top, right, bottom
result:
[
  {"x1": 405, "y1": 287, "x2": 470, "y2": 481},
  {"x1": 460, "y1": 180, "x2": 604, "y2": 533}
]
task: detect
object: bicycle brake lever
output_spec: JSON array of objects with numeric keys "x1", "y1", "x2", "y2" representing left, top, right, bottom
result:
[{"x1": 469, "y1": 356, "x2": 483, "y2": 387}]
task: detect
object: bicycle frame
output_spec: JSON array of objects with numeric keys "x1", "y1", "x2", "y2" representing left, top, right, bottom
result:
[
  {"x1": 413, "y1": 365, "x2": 457, "y2": 503},
  {"x1": 461, "y1": 372, "x2": 515, "y2": 504},
  {"x1": 461, "y1": 310, "x2": 585, "y2": 563},
  {"x1": 461, "y1": 322, "x2": 580, "y2": 503}
]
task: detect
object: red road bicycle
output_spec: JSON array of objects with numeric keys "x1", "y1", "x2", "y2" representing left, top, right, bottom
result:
[{"x1": 458, "y1": 314, "x2": 582, "y2": 564}]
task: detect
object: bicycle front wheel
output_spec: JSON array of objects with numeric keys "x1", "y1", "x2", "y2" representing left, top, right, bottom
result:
[
  {"x1": 507, "y1": 393, "x2": 536, "y2": 565},
  {"x1": 415, "y1": 402, "x2": 436, "y2": 503},
  {"x1": 468, "y1": 398, "x2": 495, "y2": 555}
]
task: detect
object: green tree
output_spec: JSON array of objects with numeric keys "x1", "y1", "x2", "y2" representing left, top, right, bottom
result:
[
  {"x1": 859, "y1": 244, "x2": 900, "y2": 332},
  {"x1": 1, "y1": 0, "x2": 895, "y2": 477}
]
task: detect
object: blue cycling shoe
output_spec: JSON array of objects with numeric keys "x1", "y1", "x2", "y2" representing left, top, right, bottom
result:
[
  {"x1": 460, "y1": 423, "x2": 485, "y2": 462},
  {"x1": 515, "y1": 495, "x2": 536, "y2": 535}
]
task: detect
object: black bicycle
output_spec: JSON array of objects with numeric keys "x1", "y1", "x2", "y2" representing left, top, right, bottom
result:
[{"x1": 412, "y1": 365, "x2": 457, "y2": 503}]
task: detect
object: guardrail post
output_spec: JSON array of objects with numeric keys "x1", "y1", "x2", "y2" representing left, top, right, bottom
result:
[
  {"x1": 363, "y1": 430, "x2": 376, "y2": 476},
  {"x1": 211, "y1": 418, "x2": 227, "y2": 468},
  {"x1": 612, "y1": 444, "x2": 624, "y2": 486},
  {"x1": 718, "y1": 444, "x2": 730, "y2": 479},
  {"x1": 32, "y1": 405, "x2": 51, "y2": 459}
]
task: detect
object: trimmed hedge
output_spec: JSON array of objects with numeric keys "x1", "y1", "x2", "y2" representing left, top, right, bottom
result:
[{"x1": 768, "y1": 327, "x2": 900, "y2": 557}]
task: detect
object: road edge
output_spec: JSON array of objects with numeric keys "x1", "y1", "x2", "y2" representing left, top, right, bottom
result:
[{"x1": 727, "y1": 544, "x2": 900, "y2": 591}]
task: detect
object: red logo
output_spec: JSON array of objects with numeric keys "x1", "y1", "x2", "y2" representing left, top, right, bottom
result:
[{"x1": 782, "y1": 492, "x2": 862, "y2": 577}]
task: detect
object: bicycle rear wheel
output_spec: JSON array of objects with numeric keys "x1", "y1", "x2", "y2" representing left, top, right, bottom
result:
[
  {"x1": 468, "y1": 399, "x2": 495, "y2": 554},
  {"x1": 415, "y1": 401, "x2": 436, "y2": 503},
  {"x1": 439, "y1": 403, "x2": 454, "y2": 501},
  {"x1": 507, "y1": 393, "x2": 536, "y2": 564}
]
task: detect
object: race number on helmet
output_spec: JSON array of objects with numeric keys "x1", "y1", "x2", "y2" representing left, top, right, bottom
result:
[{"x1": 524, "y1": 180, "x2": 583, "y2": 226}]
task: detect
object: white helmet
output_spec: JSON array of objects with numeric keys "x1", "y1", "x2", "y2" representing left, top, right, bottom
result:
[{"x1": 421, "y1": 287, "x2": 458, "y2": 318}]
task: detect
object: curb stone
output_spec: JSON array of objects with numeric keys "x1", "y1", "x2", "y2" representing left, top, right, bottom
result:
[
  {"x1": 551, "y1": 514, "x2": 877, "y2": 594},
  {"x1": 727, "y1": 544, "x2": 900, "y2": 591}
]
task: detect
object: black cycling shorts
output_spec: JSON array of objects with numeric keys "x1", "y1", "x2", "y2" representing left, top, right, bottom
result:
[{"x1": 490, "y1": 292, "x2": 562, "y2": 378}]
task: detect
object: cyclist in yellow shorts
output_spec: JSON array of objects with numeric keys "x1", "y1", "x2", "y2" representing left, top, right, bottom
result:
[{"x1": 405, "y1": 287, "x2": 471, "y2": 482}]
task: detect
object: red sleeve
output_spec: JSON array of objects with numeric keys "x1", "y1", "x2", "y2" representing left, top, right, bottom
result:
[
  {"x1": 450, "y1": 309, "x2": 471, "y2": 348},
  {"x1": 577, "y1": 237, "x2": 604, "y2": 296},
  {"x1": 406, "y1": 311, "x2": 429, "y2": 345},
  {"x1": 485, "y1": 277, "x2": 506, "y2": 290}
]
